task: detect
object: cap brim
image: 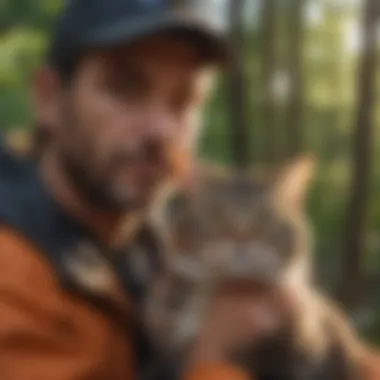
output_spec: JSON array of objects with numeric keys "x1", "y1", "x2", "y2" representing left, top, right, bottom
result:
[{"x1": 80, "y1": 10, "x2": 231, "y2": 66}]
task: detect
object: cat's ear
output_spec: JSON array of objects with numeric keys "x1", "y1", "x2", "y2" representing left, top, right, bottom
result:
[{"x1": 272, "y1": 155, "x2": 315, "y2": 209}]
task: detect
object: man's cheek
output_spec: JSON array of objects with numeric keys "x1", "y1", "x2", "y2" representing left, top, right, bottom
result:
[{"x1": 171, "y1": 116, "x2": 201, "y2": 180}]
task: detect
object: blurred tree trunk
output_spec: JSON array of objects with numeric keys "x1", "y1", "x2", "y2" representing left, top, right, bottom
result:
[
  {"x1": 228, "y1": 0, "x2": 250, "y2": 168},
  {"x1": 285, "y1": 0, "x2": 305, "y2": 159},
  {"x1": 339, "y1": 0, "x2": 379, "y2": 310},
  {"x1": 261, "y1": 0, "x2": 278, "y2": 165}
]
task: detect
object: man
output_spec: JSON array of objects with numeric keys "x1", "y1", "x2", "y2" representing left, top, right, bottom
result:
[{"x1": 0, "y1": 1, "x2": 291, "y2": 379}]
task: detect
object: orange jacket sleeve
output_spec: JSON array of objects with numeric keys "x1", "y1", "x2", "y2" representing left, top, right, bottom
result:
[
  {"x1": 359, "y1": 349, "x2": 380, "y2": 380},
  {"x1": 0, "y1": 227, "x2": 102, "y2": 380},
  {"x1": 183, "y1": 363, "x2": 250, "y2": 380},
  {"x1": 0, "y1": 226, "x2": 136, "y2": 380}
]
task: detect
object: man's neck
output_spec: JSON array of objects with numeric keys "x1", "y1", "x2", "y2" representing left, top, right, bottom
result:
[{"x1": 39, "y1": 151, "x2": 142, "y2": 248}]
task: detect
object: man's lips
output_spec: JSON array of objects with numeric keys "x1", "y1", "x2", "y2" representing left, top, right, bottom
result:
[{"x1": 115, "y1": 160, "x2": 167, "y2": 188}]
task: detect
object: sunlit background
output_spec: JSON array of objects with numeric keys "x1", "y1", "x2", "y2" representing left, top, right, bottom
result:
[{"x1": 1, "y1": 0, "x2": 380, "y2": 343}]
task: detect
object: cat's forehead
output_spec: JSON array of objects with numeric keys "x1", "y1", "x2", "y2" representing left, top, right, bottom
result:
[
  {"x1": 217, "y1": 177, "x2": 266, "y2": 195},
  {"x1": 199, "y1": 174, "x2": 271, "y2": 205},
  {"x1": 168, "y1": 173, "x2": 274, "y2": 221}
]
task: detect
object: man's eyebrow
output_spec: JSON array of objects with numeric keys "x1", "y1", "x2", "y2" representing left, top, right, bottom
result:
[{"x1": 105, "y1": 58, "x2": 150, "y2": 84}]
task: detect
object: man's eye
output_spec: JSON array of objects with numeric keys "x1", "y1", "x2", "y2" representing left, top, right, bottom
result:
[
  {"x1": 108, "y1": 77, "x2": 142, "y2": 98},
  {"x1": 166, "y1": 290, "x2": 185, "y2": 311}
]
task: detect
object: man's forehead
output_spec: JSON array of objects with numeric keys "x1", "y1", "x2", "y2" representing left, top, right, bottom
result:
[{"x1": 91, "y1": 33, "x2": 215, "y2": 68}]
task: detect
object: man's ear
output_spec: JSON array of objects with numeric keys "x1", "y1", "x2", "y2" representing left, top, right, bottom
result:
[
  {"x1": 271, "y1": 155, "x2": 315, "y2": 209},
  {"x1": 32, "y1": 66, "x2": 62, "y2": 136}
]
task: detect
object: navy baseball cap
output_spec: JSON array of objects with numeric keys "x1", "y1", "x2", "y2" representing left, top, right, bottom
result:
[{"x1": 48, "y1": 0, "x2": 231, "y2": 75}]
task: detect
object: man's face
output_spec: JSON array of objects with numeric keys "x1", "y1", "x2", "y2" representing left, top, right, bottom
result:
[{"x1": 35, "y1": 34, "x2": 215, "y2": 211}]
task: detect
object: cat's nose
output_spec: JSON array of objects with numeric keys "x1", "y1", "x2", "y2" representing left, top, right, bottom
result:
[
  {"x1": 228, "y1": 244, "x2": 257, "y2": 278},
  {"x1": 235, "y1": 244, "x2": 252, "y2": 265},
  {"x1": 233, "y1": 243, "x2": 279, "y2": 275}
]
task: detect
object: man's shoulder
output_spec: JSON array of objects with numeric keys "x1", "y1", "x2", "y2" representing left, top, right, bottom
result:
[
  {"x1": 0, "y1": 146, "x2": 78, "y2": 258},
  {"x1": 0, "y1": 225, "x2": 40, "y2": 257},
  {"x1": 0, "y1": 225, "x2": 61, "y2": 300},
  {"x1": 0, "y1": 142, "x2": 43, "y2": 228},
  {"x1": 0, "y1": 148, "x2": 86, "y2": 296}
]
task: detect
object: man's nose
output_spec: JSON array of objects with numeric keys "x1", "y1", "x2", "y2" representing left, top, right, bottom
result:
[{"x1": 139, "y1": 107, "x2": 177, "y2": 143}]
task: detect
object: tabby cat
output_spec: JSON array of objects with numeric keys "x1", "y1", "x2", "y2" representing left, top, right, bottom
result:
[{"x1": 143, "y1": 158, "x2": 370, "y2": 380}]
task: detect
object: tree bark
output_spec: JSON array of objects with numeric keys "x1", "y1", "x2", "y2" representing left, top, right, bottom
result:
[
  {"x1": 339, "y1": 0, "x2": 379, "y2": 310},
  {"x1": 261, "y1": 0, "x2": 278, "y2": 165},
  {"x1": 285, "y1": 0, "x2": 305, "y2": 159},
  {"x1": 228, "y1": 0, "x2": 250, "y2": 168}
]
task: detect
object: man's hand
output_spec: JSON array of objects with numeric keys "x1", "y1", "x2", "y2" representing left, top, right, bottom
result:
[{"x1": 189, "y1": 283, "x2": 298, "y2": 365}]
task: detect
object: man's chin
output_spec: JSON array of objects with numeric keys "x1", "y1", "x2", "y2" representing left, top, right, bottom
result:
[
  {"x1": 84, "y1": 190, "x2": 142, "y2": 213},
  {"x1": 104, "y1": 188, "x2": 155, "y2": 212},
  {"x1": 99, "y1": 196, "x2": 148, "y2": 213}
]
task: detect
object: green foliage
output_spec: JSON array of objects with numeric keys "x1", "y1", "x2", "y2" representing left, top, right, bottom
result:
[
  {"x1": 0, "y1": 0, "x2": 62, "y2": 31},
  {"x1": 0, "y1": 28, "x2": 46, "y2": 129},
  {"x1": 0, "y1": 0, "x2": 62, "y2": 129}
]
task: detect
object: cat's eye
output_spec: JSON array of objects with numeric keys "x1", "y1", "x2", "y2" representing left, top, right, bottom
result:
[
  {"x1": 180, "y1": 214, "x2": 219, "y2": 239},
  {"x1": 197, "y1": 222, "x2": 222, "y2": 241},
  {"x1": 165, "y1": 288, "x2": 186, "y2": 311}
]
